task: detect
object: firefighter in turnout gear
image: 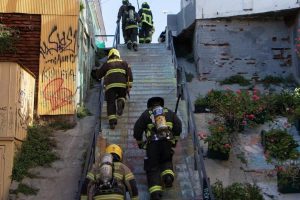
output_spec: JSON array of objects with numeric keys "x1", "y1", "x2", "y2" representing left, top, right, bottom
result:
[
  {"x1": 96, "y1": 48, "x2": 133, "y2": 129},
  {"x1": 117, "y1": 0, "x2": 130, "y2": 44},
  {"x1": 133, "y1": 97, "x2": 182, "y2": 200},
  {"x1": 138, "y1": 2, "x2": 154, "y2": 43},
  {"x1": 81, "y1": 144, "x2": 139, "y2": 200},
  {"x1": 124, "y1": 3, "x2": 140, "y2": 51}
]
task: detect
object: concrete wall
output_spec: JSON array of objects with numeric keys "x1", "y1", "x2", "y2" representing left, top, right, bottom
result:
[
  {"x1": 193, "y1": 17, "x2": 293, "y2": 80},
  {"x1": 294, "y1": 12, "x2": 300, "y2": 79},
  {"x1": 195, "y1": 0, "x2": 300, "y2": 19}
]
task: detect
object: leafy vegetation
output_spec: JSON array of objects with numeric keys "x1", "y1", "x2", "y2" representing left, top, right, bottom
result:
[
  {"x1": 185, "y1": 72, "x2": 194, "y2": 82},
  {"x1": 77, "y1": 106, "x2": 92, "y2": 119},
  {"x1": 10, "y1": 183, "x2": 39, "y2": 196},
  {"x1": 12, "y1": 125, "x2": 59, "y2": 181},
  {"x1": 220, "y1": 75, "x2": 251, "y2": 86}
]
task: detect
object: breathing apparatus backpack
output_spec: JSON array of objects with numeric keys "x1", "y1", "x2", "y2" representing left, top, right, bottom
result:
[
  {"x1": 127, "y1": 5, "x2": 136, "y2": 24},
  {"x1": 150, "y1": 106, "x2": 173, "y2": 141},
  {"x1": 96, "y1": 153, "x2": 116, "y2": 193}
]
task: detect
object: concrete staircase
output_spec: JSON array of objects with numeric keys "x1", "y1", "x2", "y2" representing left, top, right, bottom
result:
[{"x1": 99, "y1": 43, "x2": 201, "y2": 200}]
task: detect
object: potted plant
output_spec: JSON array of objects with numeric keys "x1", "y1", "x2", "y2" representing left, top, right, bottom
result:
[
  {"x1": 212, "y1": 180, "x2": 264, "y2": 200},
  {"x1": 194, "y1": 95, "x2": 209, "y2": 113},
  {"x1": 276, "y1": 164, "x2": 300, "y2": 193},
  {"x1": 261, "y1": 129, "x2": 300, "y2": 193},
  {"x1": 205, "y1": 123, "x2": 232, "y2": 160}
]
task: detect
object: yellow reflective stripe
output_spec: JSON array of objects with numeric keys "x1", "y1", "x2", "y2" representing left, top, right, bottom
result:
[
  {"x1": 125, "y1": 24, "x2": 138, "y2": 30},
  {"x1": 142, "y1": 13, "x2": 152, "y2": 26},
  {"x1": 105, "y1": 68, "x2": 126, "y2": 76},
  {"x1": 149, "y1": 185, "x2": 162, "y2": 193},
  {"x1": 86, "y1": 172, "x2": 95, "y2": 181},
  {"x1": 132, "y1": 197, "x2": 138, "y2": 200},
  {"x1": 106, "y1": 83, "x2": 127, "y2": 90},
  {"x1": 146, "y1": 130, "x2": 151, "y2": 138},
  {"x1": 107, "y1": 58, "x2": 123, "y2": 63},
  {"x1": 128, "y1": 82, "x2": 133, "y2": 87},
  {"x1": 163, "y1": 108, "x2": 168, "y2": 112},
  {"x1": 114, "y1": 172, "x2": 123, "y2": 179},
  {"x1": 161, "y1": 169, "x2": 175, "y2": 177},
  {"x1": 80, "y1": 195, "x2": 88, "y2": 200},
  {"x1": 94, "y1": 194, "x2": 124, "y2": 200},
  {"x1": 108, "y1": 115, "x2": 117, "y2": 120},
  {"x1": 119, "y1": 97, "x2": 126, "y2": 102},
  {"x1": 125, "y1": 172, "x2": 134, "y2": 180},
  {"x1": 166, "y1": 122, "x2": 173, "y2": 129},
  {"x1": 147, "y1": 124, "x2": 154, "y2": 129},
  {"x1": 142, "y1": 8, "x2": 151, "y2": 11}
]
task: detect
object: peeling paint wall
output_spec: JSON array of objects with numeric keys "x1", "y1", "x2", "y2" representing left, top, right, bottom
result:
[{"x1": 193, "y1": 18, "x2": 293, "y2": 80}]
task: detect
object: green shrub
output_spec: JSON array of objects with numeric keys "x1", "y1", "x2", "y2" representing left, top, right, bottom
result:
[
  {"x1": 77, "y1": 106, "x2": 92, "y2": 119},
  {"x1": 220, "y1": 75, "x2": 251, "y2": 86},
  {"x1": 212, "y1": 181, "x2": 264, "y2": 200},
  {"x1": 11, "y1": 183, "x2": 39, "y2": 196},
  {"x1": 12, "y1": 125, "x2": 59, "y2": 181},
  {"x1": 260, "y1": 75, "x2": 285, "y2": 87},
  {"x1": 48, "y1": 121, "x2": 76, "y2": 130}
]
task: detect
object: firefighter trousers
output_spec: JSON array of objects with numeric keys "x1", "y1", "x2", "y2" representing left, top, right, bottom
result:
[
  {"x1": 125, "y1": 28, "x2": 138, "y2": 44},
  {"x1": 144, "y1": 140, "x2": 175, "y2": 197},
  {"x1": 105, "y1": 87, "x2": 127, "y2": 125},
  {"x1": 139, "y1": 23, "x2": 152, "y2": 43}
]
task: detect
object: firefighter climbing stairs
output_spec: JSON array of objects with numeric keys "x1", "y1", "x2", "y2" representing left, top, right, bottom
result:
[{"x1": 98, "y1": 43, "x2": 201, "y2": 199}]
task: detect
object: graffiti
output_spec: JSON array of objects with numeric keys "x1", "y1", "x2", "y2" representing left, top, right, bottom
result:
[
  {"x1": 18, "y1": 89, "x2": 32, "y2": 130},
  {"x1": 41, "y1": 67, "x2": 76, "y2": 83},
  {"x1": 43, "y1": 78, "x2": 75, "y2": 111},
  {"x1": 40, "y1": 26, "x2": 77, "y2": 59},
  {"x1": 45, "y1": 53, "x2": 76, "y2": 68},
  {"x1": 0, "y1": 106, "x2": 7, "y2": 111}
]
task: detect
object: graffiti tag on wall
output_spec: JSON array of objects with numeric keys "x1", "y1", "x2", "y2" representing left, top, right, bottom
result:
[{"x1": 38, "y1": 16, "x2": 78, "y2": 115}]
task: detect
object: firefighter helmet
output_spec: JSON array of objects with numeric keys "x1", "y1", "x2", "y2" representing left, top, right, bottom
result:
[
  {"x1": 122, "y1": 0, "x2": 129, "y2": 5},
  {"x1": 147, "y1": 97, "x2": 164, "y2": 108},
  {"x1": 105, "y1": 144, "x2": 123, "y2": 161},
  {"x1": 142, "y1": 2, "x2": 149, "y2": 8},
  {"x1": 108, "y1": 48, "x2": 120, "y2": 59}
]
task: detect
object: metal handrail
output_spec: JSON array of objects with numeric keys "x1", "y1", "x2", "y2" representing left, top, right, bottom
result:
[
  {"x1": 167, "y1": 30, "x2": 214, "y2": 200},
  {"x1": 76, "y1": 82, "x2": 105, "y2": 200},
  {"x1": 113, "y1": 22, "x2": 120, "y2": 49}
]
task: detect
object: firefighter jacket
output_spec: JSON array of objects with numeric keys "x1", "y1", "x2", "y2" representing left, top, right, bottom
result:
[
  {"x1": 117, "y1": 5, "x2": 128, "y2": 26},
  {"x1": 133, "y1": 107, "x2": 182, "y2": 148},
  {"x1": 124, "y1": 8, "x2": 140, "y2": 30},
  {"x1": 96, "y1": 58, "x2": 133, "y2": 91},
  {"x1": 138, "y1": 8, "x2": 153, "y2": 27},
  {"x1": 86, "y1": 161, "x2": 139, "y2": 200}
]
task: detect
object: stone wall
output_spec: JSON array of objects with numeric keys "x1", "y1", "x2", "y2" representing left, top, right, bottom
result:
[{"x1": 193, "y1": 17, "x2": 294, "y2": 80}]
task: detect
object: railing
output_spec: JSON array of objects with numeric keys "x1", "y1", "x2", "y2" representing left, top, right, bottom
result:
[
  {"x1": 168, "y1": 30, "x2": 215, "y2": 200},
  {"x1": 95, "y1": 22, "x2": 120, "y2": 49},
  {"x1": 76, "y1": 81, "x2": 105, "y2": 200}
]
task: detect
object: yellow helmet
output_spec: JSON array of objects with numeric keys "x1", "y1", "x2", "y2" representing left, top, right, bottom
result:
[
  {"x1": 105, "y1": 144, "x2": 123, "y2": 160},
  {"x1": 108, "y1": 48, "x2": 120, "y2": 59}
]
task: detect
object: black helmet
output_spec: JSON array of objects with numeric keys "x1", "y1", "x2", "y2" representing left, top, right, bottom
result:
[
  {"x1": 142, "y1": 2, "x2": 150, "y2": 8},
  {"x1": 147, "y1": 97, "x2": 164, "y2": 108},
  {"x1": 122, "y1": 0, "x2": 129, "y2": 5}
]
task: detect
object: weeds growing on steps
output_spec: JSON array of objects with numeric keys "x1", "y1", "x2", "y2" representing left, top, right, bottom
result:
[{"x1": 10, "y1": 183, "x2": 39, "y2": 196}]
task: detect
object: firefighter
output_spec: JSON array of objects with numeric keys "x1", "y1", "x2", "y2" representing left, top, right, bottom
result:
[
  {"x1": 81, "y1": 144, "x2": 139, "y2": 200},
  {"x1": 124, "y1": 3, "x2": 140, "y2": 51},
  {"x1": 95, "y1": 48, "x2": 133, "y2": 129},
  {"x1": 133, "y1": 97, "x2": 182, "y2": 200},
  {"x1": 138, "y1": 2, "x2": 154, "y2": 43},
  {"x1": 117, "y1": 0, "x2": 130, "y2": 43}
]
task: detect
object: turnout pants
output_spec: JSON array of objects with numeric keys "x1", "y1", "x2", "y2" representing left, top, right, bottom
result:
[
  {"x1": 125, "y1": 28, "x2": 138, "y2": 44},
  {"x1": 144, "y1": 140, "x2": 175, "y2": 197},
  {"x1": 105, "y1": 87, "x2": 127, "y2": 125},
  {"x1": 139, "y1": 23, "x2": 152, "y2": 43}
]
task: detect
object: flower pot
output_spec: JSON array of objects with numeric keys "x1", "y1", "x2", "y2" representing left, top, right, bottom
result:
[
  {"x1": 277, "y1": 171, "x2": 300, "y2": 193},
  {"x1": 194, "y1": 104, "x2": 209, "y2": 113},
  {"x1": 207, "y1": 148, "x2": 230, "y2": 160}
]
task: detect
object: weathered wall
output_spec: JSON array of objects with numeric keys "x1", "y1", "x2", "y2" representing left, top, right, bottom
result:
[
  {"x1": 193, "y1": 17, "x2": 293, "y2": 80},
  {"x1": 38, "y1": 15, "x2": 78, "y2": 115},
  {"x1": 0, "y1": 13, "x2": 41, "y2": 77},
  {"x1": 295, "y1": 12, "x2": 300, "y2": 79}
]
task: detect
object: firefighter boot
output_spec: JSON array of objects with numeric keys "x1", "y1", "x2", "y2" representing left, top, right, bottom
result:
[
  {"x1": 127, "y1": 41, "x2": 132, "y2": 50},
  {"x1": 133, "y1": 42, "x2": 138, "y2": 51},
  {"x1": 109, "y1": 119, "x2": 117, "y2": 129},
  {"x1": 163, "y1": 174, "x2": 174, "y2": 188},
  {"x1": 150, "y1": 191, "x2": 162, "y2": 200},
  {"x1": 116, "y1": 98, "x2": 125, "y2": 116}
]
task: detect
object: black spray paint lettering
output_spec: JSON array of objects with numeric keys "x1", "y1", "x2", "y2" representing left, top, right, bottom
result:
[
  {"x1": 41, "y1": 67, "x2": 76, "y2": 83},
  {"x1": 40, "y1": 26, "x2": 78, "y2": 59}
]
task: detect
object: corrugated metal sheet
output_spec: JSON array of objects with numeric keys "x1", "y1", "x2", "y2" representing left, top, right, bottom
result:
[
  {"x1": 0, "y1": 62, "x2": 18, "y2": 138},
  {"x1": 0, "y1": 140, "x2": 15, "y2": 200},
  {"x1": 38, "y1": 15, "x2": 78, "y2": 115},
  {"x1": 15, "y1": 67, "x2": 35, "y2": 140},
  {"x1": 0, "y1": 0, "x2": 79, "y2": 16},
  {"x1": 0, "y1": 62, "x2": 35, "y2": 139}
]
